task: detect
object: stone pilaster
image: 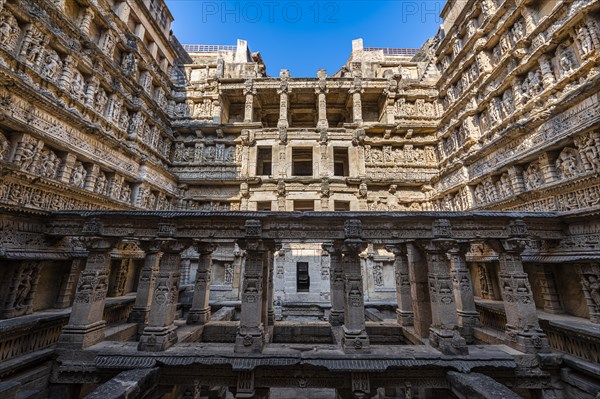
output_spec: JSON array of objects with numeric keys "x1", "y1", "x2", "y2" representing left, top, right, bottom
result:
[
  {"x1": 58, "y1": 55, "x2": 76, "y2": 91},
  {"x1": 538, "y1": 54, "x2": 556, "y2": 88},
  {"x1": 277, "y1": 70, "x2": 290, "y2": 144},
  {"x1": 508, "y1": 165, "x2": 526, "y2": 195},
  {"x1": 538, "y1": 152, "x2": 558, "y2": 184},
  {"x1": 128, "y1": 241, "x2": 163, "y2": 327},
  {"x1": 424, "y1": 237, "x2": 468, "y2": 355},
  {"x1": 235, "y1": 371, "x2": 255, "y2": 399},
  {"x1": 323, "y1": 242, "x2": 344, "y2": 326},
  {"x1": 316, "y1": 69, "x2": 328, "y2": 129},
  {"x1": 138, "y1": 240, "x2": 187, "y2": 352},
  {"x1": 58, "y1": 237, "x2": 118, "y2": 349},
  {"x1": 54, "y1": 258, "x2": 84, "y2": 309},
  {"x1": 341, "y1": 220, "x2": 369, "y2": 353},
  {"x1": 349, "y1": 78, "x2": 364, "y2": 125},
  {"x1": 243, "y1": 79, "x2": 255, "y2": 123},
  {"x1": 235, "y1": 220, "x2": 267, "y2": 353},
  {"x1": 79, "y1": 7, "x2": 95, "y2": 36},
  {"x1": 491, "y1": 220, "x2": 549, "y2": 353},
  {"x1": 266, "y1": 245, "x2": 276, "y2": 327},
  {"x1": 386, "y1": 243, "x2": 413, "y2": 326},
  {"x1": 187, "y1": 242, "x2": 216, "y2": 325},
  {"x1": 448, "y1": 243, "x2": 479, "y2": 343},
  {"x1": 108, "y1": 258, "x2": 130, "y2": 297},
  {"x1": 57, "y1": 153, "x2": 77, "y2": 184},
  {"x1": 536, "y1": 265, "x2": 564, "y2": 314},
  {"x1": 579, "y1": 264, "x2": 600, "y2": 324}
]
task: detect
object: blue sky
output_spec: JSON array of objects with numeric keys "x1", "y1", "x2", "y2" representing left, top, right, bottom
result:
[{"x1": 166, "y1": 1, "x2": 446, "y2": 77}]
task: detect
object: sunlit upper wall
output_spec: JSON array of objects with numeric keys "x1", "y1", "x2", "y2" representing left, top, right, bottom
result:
[{"x1": 440, "y1": 0, "x2": 468, "y2": 35}]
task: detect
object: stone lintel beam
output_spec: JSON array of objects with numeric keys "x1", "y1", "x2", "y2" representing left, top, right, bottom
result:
[
  {"x1": 83, "y1": 368, "x2": 159, "y2": 399},
  {"x1": 446, "y1": 371, "x2": 523, "y2": 399}
]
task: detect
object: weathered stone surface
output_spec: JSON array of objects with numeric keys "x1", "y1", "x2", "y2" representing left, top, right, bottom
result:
[{"x1": 83, "y1": 368, "x2": 159, "y2": 399}]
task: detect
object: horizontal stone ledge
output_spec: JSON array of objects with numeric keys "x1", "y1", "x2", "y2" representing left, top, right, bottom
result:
[
  {"x1": 83, "y1": 368, "x2": 159, "y2": 399},
  {"x1": 95, "y1": 355, "x2": 517, "y2": 373}
]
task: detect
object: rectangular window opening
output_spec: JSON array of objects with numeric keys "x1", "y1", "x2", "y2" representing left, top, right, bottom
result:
[
  {"x1": 334, "y1": 147, "x2": 349, "y2": 176},
  {"x1": 256, "y1": 201, "x2": 272, "y2": 211},
  {"x1": 294, "y1": 200, "x2": 314, "y2": 212},
  {"x1": 292, "y1": 147, "x2": 313, "y2": 176},
  {"x1": 296, "y1": 262, "x2": 310, "y2": 292},
  {"x1": 256, "y1": 147, "x2": 272, "y2": 176},
  {"x1": 334, "y1": 201, "x2": 351, "y2": 211}
]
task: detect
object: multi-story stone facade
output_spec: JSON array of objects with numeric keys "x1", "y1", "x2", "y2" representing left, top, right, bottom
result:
[{"x1": 0, "y1": 0, "x2": 599, "y2": 398}]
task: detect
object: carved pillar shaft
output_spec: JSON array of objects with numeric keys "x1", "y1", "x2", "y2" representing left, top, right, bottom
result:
[
  {"x1": 535, "y1": 264, "x2": 563, "y2": 314},
  {"x1": 341, "y1": 220, "x2": 369, "y2": 353},
  {"x1": 58, "y1": 56, "x2": 76, "y2": 91},
  {"x1": 538, "y1": 153, "x2": 558, "y2": 183},
  {"x1": 424, "y1": 237, "x2": 468, "y2": 355},
  {"x1": 278, "y1": 92, "x2": 289, "y2": 128},
  {"x1": 324, "y1": 243, "x2": 344, "y2": 326},
  {"x1": 351, "y1": 91, "x2": 363, "y2": 124},
  {"x1": 342, "y1": 243, "x2": 369, "y2": 352},
  {"x1": 317, "y1": 92, "x2": 328, "y2": 128},
  {"x1": 387, "y1": 244, "x2": 413, "y2": 326},
  {"x1": 495, "y1": 235, "x2": 549, "y2": 353},
  {"x1": 448, "y1": 245, "x2": 479, "y2": 343},
  {"x1": 266, "y1": 250, "x2": 275, "y2": 326},
  {"x1": 79, "y1": 8, "x2": 95, "y2": 36},
  {"x1": 138, "y1": 242, "x2": 184, "y2": 352},
  {"x1": 187, "y1": 244, "x2": 215, "y2": 325},
  {"x1": 129, "y1": 244, "x2": 162, "y2": 326},
  {"x1": 59, "y1": 238, "x2": 116, "y2": 349},
  {"x1": 108, "y1": 258, "x2": 130, "y2": 297},
  {"x1": 235, "y1": 241, "x2": 266, "y2": 353},
  {"x1": 244, "y1": 93, "x2": 254, "y2": 123},
  {"x1": 54, "y1": 258, "x2": 84, "y2": 309},
  {"x1": 538, "y1": 55, "x2": 556, "y2": 88}
]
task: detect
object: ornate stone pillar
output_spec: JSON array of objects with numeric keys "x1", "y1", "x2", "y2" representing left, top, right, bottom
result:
[
  {"x1": 187, "y1": 242, "x2": 216, "y2": 324},
  {"x1": 266, "y1": 245, "x2": 276, "y2": 327},
  {"x1": 538, "y1": 55, "x2": 556, "y2": 88},
  {"x1": 0, "y1": 261, "x2": 43, "y2": 319},
  {"x1": 138, "y1": 240, "x2": 187, "y2": 352},
  {"x1": 424, "y1": 233, "x2": 468, "y2": 355},
  {"x1": 349, "y1": 77, "x2": 364, "y2": 125},
  {"x1": 243, "y1": 79, "x2": 255, "y2": 123},
  {"x1": 508, "y1": 165, "x2": 526, "y2": 195},
  {"x1": 79, "y1": 7, "x2": 95, "y2": 36},
  {"x1": 59, "y1": 236, "x2": 118, "y2": 349},
  {"x1": 277, "y1": 70, "x2": 290, "y2": 145},
  {"x1": 448, "y1": 243, "x2": 479, "y2": 344},
  {"x1": 579, "y1": 264, "x2": 600, "y2": 324},
  {"x1": 490, "y1": 220, "x2": 549, "y2": 353},
  {"x1": 108, "y1": 258, "x2": 130, "y2": 297},
  {"x1": 235, "y1": 371, "x2": 255, "y2": 399},
  {"x1": 316, "y1": 69, "x2": 329, "y2": 129},
  {"x1": 58, "y1": 55, "x2": 76, "y2": 91},
  {"x1": 54, "y1": 258, "x2": 84, "y2": 309},
  {"x1": 386, "y1": 243, "x2": 413, "y2": 326},
  {"x1": 235, "y1": 220, "x2": 267, "y2": 353},
  {"x1": 57, "y1": 153, "x2": 77, "y2": 184},
  {"x1": 536, "y1": 264, "x2": 564, "y2": 314},
  {"x1": 128, "y1": 241, "x2": 162, "y2": 327},
  {"x1": 341, "y1": 220, "x2": 369, "y2": 353},
  {"x1": 323, "y1": 242, "x2": 344, "y2": 326},
  {"x1": 538, "y1": 152, "x2": 558, "y2": 184}
]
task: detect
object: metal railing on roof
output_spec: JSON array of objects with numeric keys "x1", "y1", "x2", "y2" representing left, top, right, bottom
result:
[
  {"x1": 182, "y1": 44, "x2": 237, "y2": 53},
  {"x1": 364, "y1": 47, "x2": 418, "y2": 56}
]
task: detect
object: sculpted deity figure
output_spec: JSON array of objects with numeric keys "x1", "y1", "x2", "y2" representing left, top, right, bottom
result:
[
  {"x1": 525, "y1": 163, "x2": 543, "y2": 189},
  {"x1": 575, "y1": 23, "x2": 594, "y2": 57},
  {"x1": 70, "y1": 70, "x2": 85, "y2": 100},
  {"x1": 0, "y1": 13, "x2": 16, "y2": 47},
  {"x1": 0, "y1": 131, "x2": 9, "y2": 159},
  {"x1": 70, "y1": 162, "x2": 86, "y2": 188},
  {"x1": 481, "y1": 0, "x2": 496, "y2": 17},
  {"x1": 95, "y1": 89, "x2": 108, "y2": 115},
  {"x1": 502, "y1": 90, "x2": 514, "y2": 116},
  {"x1": 95, "y1": 172, "x2": 107, "y2": 194},
  {"x1": 555, "y1": 148, "x2": 579, "y2": 178},
  {"x1": 120, "y1": 183, "x2": 131, "y2": 202},
  {"x1": 14, "y1": 267, "x2": 34, "y2": 309},
  {"x1": 20, "y1": 26, "x2": 47, "y2": 66},
  {"x1": 41, "y1": 50, "x2": 61, "y2": 81},
  {"x1": 558, "y1": 48, "x2": 575, "y2": 75},
  {"x1": 583, "y1": 275, "x2": 600, "y2": 309}
]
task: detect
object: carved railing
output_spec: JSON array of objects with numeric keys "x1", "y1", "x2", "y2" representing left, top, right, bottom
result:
[
  {"x1": 475, "y1": 302, "x2": 507, "y2": 332},
  {"x1": 103, "y1": 298, "x2": 136, "y2": 325},
  {"x1": 539, "y1": 319, "x2": 600, "y2": 364},
  {"x1": 0, "y1": 297, "x2": 136, "y2": 363},
  {"x1": 476, "y1": 301, "x2": 600, "y2": 363},
  {"x1": 0, "y1": 315, "x2": 64, "y2": 363}
]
